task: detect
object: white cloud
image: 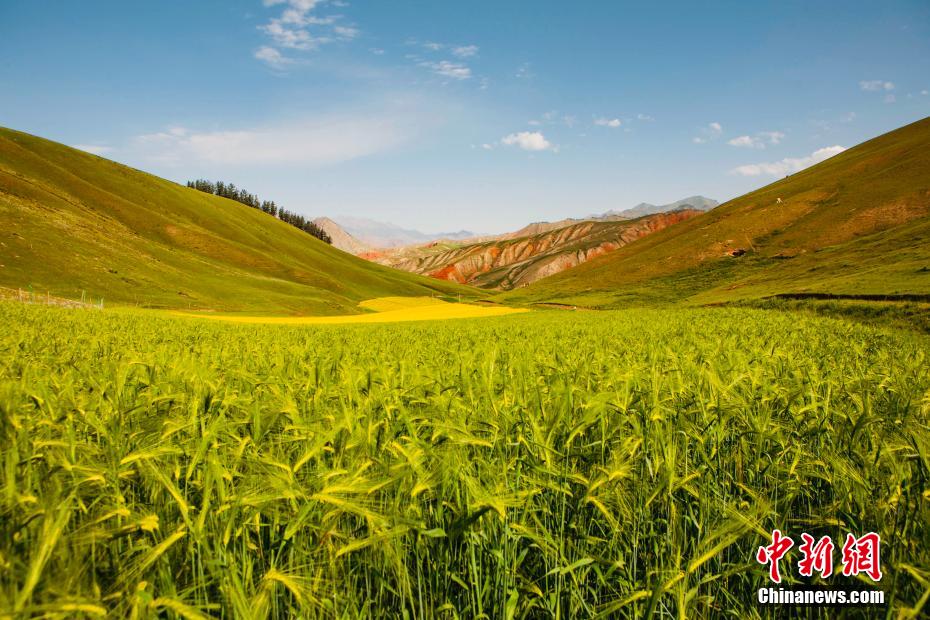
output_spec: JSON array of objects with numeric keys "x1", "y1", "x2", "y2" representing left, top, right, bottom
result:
[
  {"x1": 727, "y1": 131, "x2": 784, "y2": 149},
  {"x1": 418, "y1": 60, "x2": 471, "y2": 80},
  {"x1": 859, "y1": 80, "x2": 895, "y2": 91},
  {"x1": 260, "y1": 19, "x2": 328, "y2": 50},
  {"x1": 257, "y1": 0, "x2": 357, "y2": 62},
  {"x1": 594, "y1": 118, "x2": 622, "y2": 128},
  {"x1": 133, "y1": 116, "x2": 407, "y2": 167},
  {"x1": 481, "y1": 143, "x2": 494, "y2": 150},
  {"x1": 254, "y1": 45, "x2": 294, "y2": 68},
  {"x1": 369, "y1": 47, "x2": 384, "y2": 55},
  {"x1": 333, "y1": 25, "x2": 359, "y2": 39},
  {"x1": 451, "y1": 45, "x2": 478, "y2": 58},
  {"x1": 637, "y1": 113, "x2": 654, "y2": 121},
  {"x1": 500, "y1": 131, "x2": 556, "y2": 152},
  {"x1": 884, "y1": 93, "x2": 896, "y2": 104},
  {"x1": 730, "y1": 145, "x2": 846, "y2": 177},
  {"x1": 692, "y1": 122, "x2": 722, "y2": 144},
  {"x1": 922, "y1": 90, "x2": 929, "y2": 96},
  {"x1": 529, "y1": 111, "x2": 577, "y2": 128},
  {"x1": 72, "y1": 144, "x2": 113, "y2": 156},
  {"x1": 759, "y1": 131, "x2": 785, "y2": 145},
  {"x1": 408, "y1": 41, "x2": 480, "y2": 82},
  {"x1": 727, "y1": 135, "x2": 759, "y2": 148}
]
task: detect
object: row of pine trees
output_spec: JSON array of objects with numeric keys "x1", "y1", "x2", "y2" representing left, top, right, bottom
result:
[{"x1": 186, "y1": 179, "x2": 332, "y2": 245}]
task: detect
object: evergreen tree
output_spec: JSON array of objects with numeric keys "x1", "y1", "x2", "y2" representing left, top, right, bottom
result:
[{"x1": 185, "y1": 178, "x2": 331, "y2": 244}]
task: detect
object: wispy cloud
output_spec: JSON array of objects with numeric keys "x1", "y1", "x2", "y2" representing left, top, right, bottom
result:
[
  {"x1": 692, "y1": 122, "x2": 722, "y2": 144},
  {"x1": 333, "y1": 25, "x2": 359, "y2": 39},
  {"x1": 405, "y1": 39, "x2": 479, "y2": 83},
  {"x1": 500, "y1": 131, "x2": 557, "y2": 152},
  {"x1": 859, "y1": 80, "x2": 895, "y2": 91},
  {"x1": 254, "y1": 45, "x2": 295, "y2": 69},
  {"x1": 72, "y1": 144, "x2": 113, "y2": 156},
  {"x1": 515, "y1": 63, "x2": 533, "y2": 79},
  {"x1": 133, "y1": 116, "x2": 408, "y2": 167},
  {"x1": 418, "y1": 60, "x2": 471, "y2": 80},
  {"x1": 727, "y1": 131, "x2": 784, "y2": 149},
  {"x1": 730, "y1": 145, "x2": 846, "y2": 177},
  {"x1": 255, "y1": 0, "x2": 358, "y2": 68},
  {"x1": 451, "y1": 45, "x2": 479, "y2": 58},
  {"x1": 637, "y1": 113, "x2": 654, "y2": 121},
  {"x1": 594, "y1": 118, "x2": 622, "y2": 128},
  {"x1": 528, "y1": 111, "x2": 576, "y2": 128},
  {"x1": 411, "y1": 40, "x2": 478, "y2": 57}
]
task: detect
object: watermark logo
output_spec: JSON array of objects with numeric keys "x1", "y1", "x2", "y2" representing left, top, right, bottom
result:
[
  {"x1": 756, "y1": 530, "x2": 881, "y2": 583},
  {"x1": 754, "y1": 530, "x2": 884, "y2": 608}
]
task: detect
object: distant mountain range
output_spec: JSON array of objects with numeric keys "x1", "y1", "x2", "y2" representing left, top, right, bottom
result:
[
  {"x1": 325, "y1": 216, "x2": 479, "y2": 249},
  {"x1": 601, "y1": 196, "x2": 719, "y2": 219},
  {"x1": 316, "y1": 196, "x2": 719, "y2": 254},
  {"x1": 326, "y1": 195, "x2": 720, "y2": 289}
]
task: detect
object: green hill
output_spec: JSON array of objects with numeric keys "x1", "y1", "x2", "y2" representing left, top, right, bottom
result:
[
  {"x1": 0, "y1": 127, "x2": 473, "y2": 314},
  {"x1": 500, "y1": 116, "x2": 930, "y2": 308}
]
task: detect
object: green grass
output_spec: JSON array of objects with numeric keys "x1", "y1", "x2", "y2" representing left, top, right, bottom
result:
[
  {"x1": 499, "y1": 116, "x2": 930, "y2": 309},
  {"x1": 726, "y1": 297, "x2": 930, "y2": 334},
  {"x1": 2, "y1": 301, "x2": 929, "y2": 617},
  {"x1": 0, "y1": 127, "x2": 475, "y2": 315}
]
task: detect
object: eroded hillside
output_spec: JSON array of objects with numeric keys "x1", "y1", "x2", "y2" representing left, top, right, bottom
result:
[{"x1": 370, "y1": 209, "x2": 701, "y2": 289}]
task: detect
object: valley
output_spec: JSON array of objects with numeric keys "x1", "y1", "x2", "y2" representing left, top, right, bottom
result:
[{"x1": 2, "y1": 49, "x2": 929, "y2": 618}]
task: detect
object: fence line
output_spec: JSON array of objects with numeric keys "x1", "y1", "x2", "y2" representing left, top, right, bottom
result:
[{"x1": 1, "y1": 286, "x2": 102, "y2": 309}]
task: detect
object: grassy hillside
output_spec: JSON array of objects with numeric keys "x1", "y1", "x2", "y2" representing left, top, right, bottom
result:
[
  {"x1": 0, "y1": 128, "x2": 475, "y2": 314},
  {"x1": 500, "y1": 117, "x2": 930, "y2": 308}
]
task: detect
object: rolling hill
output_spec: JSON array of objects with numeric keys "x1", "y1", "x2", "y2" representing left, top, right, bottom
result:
[
  {"x1": 0, "y1": 127, "x2": 474, "y2": 314},
  {"x1": 367, "y1": 209, "x2": 702, "y2": 289},
  {"x1": 500, "y1": 117, "x2": 930, "y2": 308}
]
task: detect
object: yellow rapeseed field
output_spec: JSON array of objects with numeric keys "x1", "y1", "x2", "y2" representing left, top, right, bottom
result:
[{"x1": 171, "y1": 296, "x2": 528, "y2": 325}]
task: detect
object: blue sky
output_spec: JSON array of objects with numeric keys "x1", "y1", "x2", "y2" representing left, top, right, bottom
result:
[{"x1": 1, "y1": 1, "x2": 929, "y2": 233}]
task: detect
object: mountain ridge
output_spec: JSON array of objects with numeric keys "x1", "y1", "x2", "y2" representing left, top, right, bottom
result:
[
  {"x1": 367, "y1": 209, "x2": 703, "y2": 290},
  {"x1": 602, "y1": 195, "x2": 719, "y2": 219}
]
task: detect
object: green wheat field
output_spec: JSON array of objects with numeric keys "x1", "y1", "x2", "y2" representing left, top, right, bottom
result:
[{"x1": 1, "y1": 302, "x2": 928, "y2": 618}]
